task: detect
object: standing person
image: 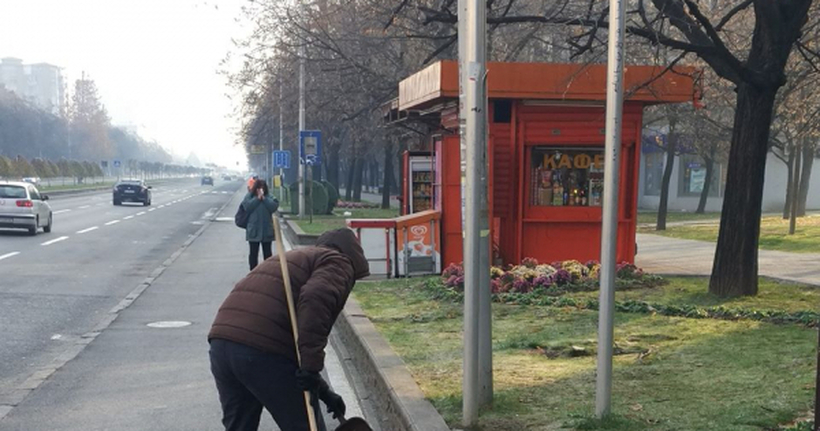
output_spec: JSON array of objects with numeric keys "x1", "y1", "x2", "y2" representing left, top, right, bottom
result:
[
  {"x1": 244, "y1": 179, "x2": 278, "y2": 271},
  {"x1": 208, "y1": 229, "x2": 371, "y2": 431}
]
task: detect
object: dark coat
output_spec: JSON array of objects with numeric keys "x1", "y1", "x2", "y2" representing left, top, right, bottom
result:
[
  {"x1": 242, "y1": 192, "x2": 279, "y2": 242},
  {"x1": 208, "y1": 229, "x2": 370, "y2": 372}
]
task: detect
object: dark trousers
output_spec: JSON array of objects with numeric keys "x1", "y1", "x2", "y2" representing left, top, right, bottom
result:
[
  {"x1": 248, "y1": 241, "x2": 272, "y2": 271},
  {"x1": 209, "y1": 339, "x2": 327, "y2": 431}
]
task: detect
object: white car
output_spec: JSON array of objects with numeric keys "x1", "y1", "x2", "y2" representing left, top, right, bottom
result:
[{"x1": 0, "y1": 181, "x2": 53, "y2": 235}]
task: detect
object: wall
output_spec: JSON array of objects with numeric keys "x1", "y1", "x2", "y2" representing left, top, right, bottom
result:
[{"x1": 639, "y1": 152, "x2": 820, "y2": 213}]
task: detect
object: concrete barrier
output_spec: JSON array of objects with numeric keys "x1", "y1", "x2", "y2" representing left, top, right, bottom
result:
[{"x1": 333, "y1": 298, "x2": 452, "y2": 431}]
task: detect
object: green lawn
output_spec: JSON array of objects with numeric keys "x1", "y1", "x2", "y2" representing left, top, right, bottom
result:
[
  {"x1": 639, "y1": 215, "x2": 820, "y2": 253},
  {"x1": 293, "y1": 207, "x2": 400, "y2": 235},
  {"x1": 351, "y1": 277, "x2": 817, "y2": 431},
  {"x1": 637, "y1": 211, "x2": 721, "y2": 225}
]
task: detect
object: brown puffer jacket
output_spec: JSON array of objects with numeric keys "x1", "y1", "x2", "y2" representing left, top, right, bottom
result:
[{"x1": 208, "y1": 229, "x2": 370, "y2": 372}]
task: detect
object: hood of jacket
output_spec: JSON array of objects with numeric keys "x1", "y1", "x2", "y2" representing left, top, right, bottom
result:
[{"x1": 315, "y1": 228, "x2": 370, "y2": 280}]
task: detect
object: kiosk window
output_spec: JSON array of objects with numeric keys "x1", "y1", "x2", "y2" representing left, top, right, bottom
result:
[{"x1": 530, "y1": 147, "x2": 604, "y2": 207}]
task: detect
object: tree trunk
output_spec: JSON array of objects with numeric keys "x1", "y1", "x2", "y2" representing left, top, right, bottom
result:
[
  {"x1": 709, "y1": 84, "x2": 778, "y2": 297},
  {"x1": 789, "y1": 145, "x2": 802, "y2": 235},
  {"x1": 656, "y1": 127, "x2": 677, "y2": 230},
  {"x1": 696, "y1": 156, "x2": 715, "y2": 214},
  {"x1": 797, "y1": 144, "x2": 814, "y2": 217},
  {"x1": 383, "y1": 141, "x2": 394, "y2": 209},
  {"x1": 328, "y1": 144, "x2": 341, "y2": 190},
  {"x1": 352, "y1": 157, "x2": 364, "y2": 202},
  {"x1": 345, "y1": 157, "x2": 356, "y2": 201},
  {"x1": 783, "y1": 148, "x2": 795, "y2": 219}
]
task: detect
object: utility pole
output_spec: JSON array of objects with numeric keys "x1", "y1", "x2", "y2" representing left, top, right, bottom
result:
[
  {"x1": 299, "y1": 46, "x2": 307, "y2": 218},
  {"x1": 279, "y1": 82, "x2": 285, "y2": 204},
  {"x1": 460, "y1": 0, "x2": 491, "y2": 427},
  {"x1": 815, "y1": 328, "x2": 819, "y2": 431},
  {"x1": 595, "y1": 0, "x2": 626, "y2": 418}
]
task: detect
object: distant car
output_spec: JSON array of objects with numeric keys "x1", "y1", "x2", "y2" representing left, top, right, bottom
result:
[
  {"x1": 201, "y1": 176, "x2": 214, "y2": 186},
  {"x1": 22, "y1": 177, "x2": 41, "y2": 187},
  {"x1": 113, "y1": 179, "x2": 152, "y2": 206},
  {"x1": 0, "y1": 181, "x2": 53, "y2": 235},
  {"x1": 223, "y1": 175, "x2": 232, "y2": 181}
]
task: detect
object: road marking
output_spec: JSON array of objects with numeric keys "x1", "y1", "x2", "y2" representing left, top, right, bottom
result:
[
  {"x1": 53, "y1": 209, "x2": 71, "y2": 215},
  {"x1": 79, "y1": 205, "x2": 91, "y2": 209},
  {"x1": 148, "y1": 208, "x2": 156, "y2": 212},
  {"x1": 0, "y1": 252, "x2": 20, "y2": 261},
  {"x1": 51, "y1": 334, "x2": 63, "y2": 340},
  {"x1": 158, "y1": 205, "x2": 165, "y2": 208},
  {"x1": 105, "y1": 220, "x2": 121, "y2": 226},
  {"x1": 76, "y1": 226, "x2": 99, "y2": 234},
  {"x1": 136, "y1": 211, "x2": 146, "y2": 216},
  {"x1": 41, "y1": 236, "x2": 69, "y2": 246},
  {"x1": 124, "y1": 215, "x2": 134, "y2": 220}
]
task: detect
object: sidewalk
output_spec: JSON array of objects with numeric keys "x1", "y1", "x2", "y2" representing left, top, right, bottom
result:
[
  {"x1": 0, "y1": 191, "x2": 371, "y2": 430},
  {"x1": 636, "y1": 233, "x2": 820, "y2": 286}
]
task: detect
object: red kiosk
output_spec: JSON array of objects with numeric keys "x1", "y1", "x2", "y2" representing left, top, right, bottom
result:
[{"x1": 394, "y1": 61, "x2": 698, "y2": 269}]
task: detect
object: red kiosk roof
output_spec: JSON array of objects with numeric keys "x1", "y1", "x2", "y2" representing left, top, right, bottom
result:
[{"x1": 398, "y1": 61, "x2": 700, "y2": 111}]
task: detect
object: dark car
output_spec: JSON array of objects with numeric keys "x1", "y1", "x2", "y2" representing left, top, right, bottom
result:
[
  {"x1": 201, "y1": 176, "x2": 214, "y2": 186},
  {"x1": 113, "y1": 179, "x2": 152, "y2": 206}
]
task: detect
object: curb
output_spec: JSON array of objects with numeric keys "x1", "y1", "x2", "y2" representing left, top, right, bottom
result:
[
  {"x1": 334, "y1": 297, "x2": 451, "y2": 431},
  {"x1": 0, "y1": 188, "x2": 241, "y2": 422},
  {"x1": 283, "y1": 217, "x2": 320, "y2": 246}
]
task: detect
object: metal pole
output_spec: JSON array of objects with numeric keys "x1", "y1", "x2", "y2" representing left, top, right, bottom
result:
[
  {"x1": 814, "y1": 327, "x2": 819, "y2": 431},
  {"x1": 596, "y1": 0, "x2": 626, "y2": 418},
  {"x1": 280, "y1": 83, "x2": 285, "y2": 204},
  {"x1": 462, "y1": 0, "x2": 490, "y2": 426},
  {"x1": 475, "y1": 5, "x2": 493, "y2": 410},
  {"x1": 299, "y1": 46, "x2": 306, "y2": 218}
]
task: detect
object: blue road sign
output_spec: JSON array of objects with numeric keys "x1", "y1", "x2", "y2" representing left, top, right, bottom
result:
[
  {"x1": 299, "y1": 130, "x2": 322, "y2": 166},
  {"x1": 113, "y1": 160, "x2": 121, "y2": 168},
  {"x1": 273, "y1": 150, "x2": 291, "y2": 169}
]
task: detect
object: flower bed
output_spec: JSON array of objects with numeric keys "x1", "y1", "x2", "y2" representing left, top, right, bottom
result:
[
  {"x1": 335, "y1": 200, "x2": 380, "y2": 209},
  {"x1": 434, "y1": 259, "x2": 820, "y2": 327},
  {"x1": 441, "y1": 258, "x2": 665, "y2": 296}
]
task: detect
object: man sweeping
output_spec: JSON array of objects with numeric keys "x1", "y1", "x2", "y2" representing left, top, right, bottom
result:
[{"x1": 208, "y1": 228, "x2": 370, "y2": 431}]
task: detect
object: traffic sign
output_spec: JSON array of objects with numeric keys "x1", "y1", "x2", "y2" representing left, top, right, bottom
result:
[
  {"x1": 272, "y1": 150, "x2": 291, "y2": 169},
  {"x1": 299, "y1": 130, "x2": 322, "y2": 166},
  {"x1": 113, "y1": 160, "x2": 121, "y2": 168},
  {"x1": 250, "y1": 145, "x2": 266, "y2": 155}
]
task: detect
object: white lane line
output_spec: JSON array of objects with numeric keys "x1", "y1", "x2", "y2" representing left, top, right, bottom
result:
[
  {"x1": 53, "y1": 209, "x2": 71, "y2": 215},
  {"x1": 124, "y1": 215, "x2": 134, "y2": 220},
  {"x1": 76, "y1": 226, "x2": 99, "y2": 234},
  {"x1": 105, "y1": 220, "x2": 121, "y2": 226},
  {"x1": 136, "y1": 211, "x2": 146, "y2": 216},
  {"x1": 158, "y1": 205, "x2": 166, "y2": 208},
  {"x1": 148, "y1": 208, "x2": 156, "y2": 212},
  {"x1": 0, "y1": 252, "x2": 21, "y2": 261},
  {"x1": 79, "y1": 205, "x2": 91, "y2": 209},
  {"x1": 41, "y1": 236, "x2": 69, "y2": 246}
]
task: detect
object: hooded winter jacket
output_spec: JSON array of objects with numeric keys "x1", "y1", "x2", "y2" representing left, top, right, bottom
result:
[{"x1": 208, "y1": 228, "x2": 370, "y2": 372}]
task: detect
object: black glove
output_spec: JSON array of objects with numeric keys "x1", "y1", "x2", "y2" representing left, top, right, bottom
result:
[
  {"x1": 295, "y1": 369, "x2": 322, "y2": 394},
  {"x1": 319, "y1": 388, "x2": 346, "y2": 420}
]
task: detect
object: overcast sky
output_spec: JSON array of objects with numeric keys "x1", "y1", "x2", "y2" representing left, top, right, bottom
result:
[{"x1": 1, "y1": 0, "x2": 250, "y2": 169}]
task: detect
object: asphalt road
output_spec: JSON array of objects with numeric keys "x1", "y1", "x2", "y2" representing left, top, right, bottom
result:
[
  {"x1": 0, "y1": 179, "x2": 376, "y2": 431},
  {"x1": 0, "y1": 177, "x2": 243, "y2": 405}
]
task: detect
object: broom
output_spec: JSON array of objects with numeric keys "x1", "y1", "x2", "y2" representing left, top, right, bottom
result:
[
  {"x1": 272, "y1": 214, "x2": 319, "y2": 431},
  {"x1": 272, "y1": 215, "x2": 373, "y2": 431}
]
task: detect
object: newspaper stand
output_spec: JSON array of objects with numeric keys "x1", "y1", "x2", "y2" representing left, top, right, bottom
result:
[{"x1": 389, "y1": 61, "x2": 698, "y2": 268}]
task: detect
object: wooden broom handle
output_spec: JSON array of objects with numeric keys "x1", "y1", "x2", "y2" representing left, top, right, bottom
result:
[{"x1": 272, "y1": 214, "x2": 319, "y2": 431}]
